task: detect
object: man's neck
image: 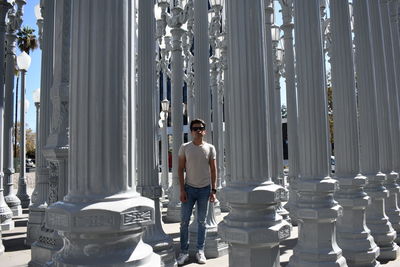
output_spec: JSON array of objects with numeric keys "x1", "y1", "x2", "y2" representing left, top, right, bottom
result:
[{"x1": 192, "y1": 138, "x2": 203, "y2": 146}]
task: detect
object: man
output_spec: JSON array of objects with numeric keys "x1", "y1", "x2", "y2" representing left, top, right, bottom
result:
[{"x1": 176, "y1": 119, "x2": 217, "y2": 265}]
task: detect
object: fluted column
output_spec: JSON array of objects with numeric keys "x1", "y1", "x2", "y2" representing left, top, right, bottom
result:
[
  {"x1": 279, "y1": 0, "x2": 299, "y2": 226},
  {"x1": 330, "y1": 1, "x2": 380, "y2": 265},
  {"x1": 218, "y1": 1, "x2": 291, "y2": 266},
  {"x1": 45, "y1": 1, "x2": 160, "y2": 266},
  {"x1": 3, "y1": 0, "x2": 25, "y2": 217},
  {"x1": 390, "y1": 2, "x2": 400, "y2": 215},
  {"x1": 370, "y1": 0, "x2": 400, "y2": 259},
  {"x1": 30, "y1": 1, "x2": 70, "y2": 265},
  {"x1": 288, "y1": 0, "x2": 346, "y2": 266},
  {"x1": 380, "y1": 0, "x2": 400, "y2": 245},
  {"x1": 0, "y1": 0, "x2": 14, "y2": 232},
  {"x1": 137, "y1": 1, "x2": 176, "y2": 266},
  {"x1": 354, "y1": 0, "x2": 399, "y2": 261},
  {"x1": 165, "y1": 6, "x2": 185, "y2": 223},
  {"x1": 391, "y1": 1, "x2": 400, "y2": 134},
  {"x1": 194, "y1": 0, "x2": 211, "y2": 130},
  {"x1": 26, "y1": 0, "x2": 53, "y2": 247}
]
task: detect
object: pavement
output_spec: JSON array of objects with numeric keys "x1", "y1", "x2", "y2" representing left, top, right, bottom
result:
[{"x1": 1, "y1": 172, "x2": 400, "y2": 266}]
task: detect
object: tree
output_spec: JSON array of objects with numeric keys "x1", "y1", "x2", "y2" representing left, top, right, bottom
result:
[
  {"x1": 13, "y1": 122, "x2": 36, "y2": 160},
  {"x1": 16, "y1": 26, "x2": 38, "y2": 54}
]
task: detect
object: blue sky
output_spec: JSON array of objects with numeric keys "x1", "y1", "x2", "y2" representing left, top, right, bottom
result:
[{"x1": 20, "y1": 0, "x2": 41, "y2": 131}]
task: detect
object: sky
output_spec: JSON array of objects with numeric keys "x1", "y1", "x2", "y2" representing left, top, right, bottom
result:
[{"x1": 20, "y1": 0, "x2": 41, "y2": 132}]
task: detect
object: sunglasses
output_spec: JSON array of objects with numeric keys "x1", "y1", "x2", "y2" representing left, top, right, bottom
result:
[{"x1": 191, "y1": 127, "x2": 205, "y2": 131}]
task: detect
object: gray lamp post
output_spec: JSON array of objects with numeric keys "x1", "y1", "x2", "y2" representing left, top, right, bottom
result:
[
  {"x1": 161, "y1": 99, "x2": 170, "y2": 195},
  {"x1": 160, "y1": 0, "x2": 190, "y2": 223},
  {"x1": 16, "y1": 51, "x2": 31, "y2": 209},
  {"x1": 34, "y1": 4, "x2": 43, "y2": 47},
  {"x1": 271, "y1": 29, "x2": 290, "y2": 223},
  {"x1": 271, "y1": 23, "x2": 285, "y2": 187},
  {"x1": 4, "y1": 0, "x2": 25, "y2": 217},
  {"x1": 32, "y1": 89, "x2": 40, "y2": 155},
  {"x1": 26, "y1": 0, "x2": 50, "y2": 247},
  {"x1": 0, "y1": 0, "x2": 14, "y2": 234},
  {"x1": 279, "y1": 0, "x2": 300, "y2": 226}
]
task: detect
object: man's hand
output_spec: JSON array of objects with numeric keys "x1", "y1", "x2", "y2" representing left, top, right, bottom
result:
[
  {"x1": 209, "y1": 192, "x2": 216, "y2": 202},
  {"x1": 180, "y1": 190, "x2": 188, "y2": 203}
]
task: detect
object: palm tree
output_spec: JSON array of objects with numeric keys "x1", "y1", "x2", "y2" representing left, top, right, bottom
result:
[{"x1": 16, "y1": 26, "x2": 38, "y2": 54}]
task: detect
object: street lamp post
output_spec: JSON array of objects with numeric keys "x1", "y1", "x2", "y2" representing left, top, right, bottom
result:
[
  {"x1": 34, "y1": 4, "x2": 43, "y2": 46},
  {"x1": 33, "y1": 89, "x2": 40, "y2": 161},
  {"x1": 182, "y1": 23, "x2": 194, "y2": 124},
  {"x1": 0, "y1": 0, "x2": 14, "y2": 236},
  {"x1": 4, "y1": 0, "x2": 25, "y2": 217},
  {"x1": 16, "y1": 51, "x2": 31, "y2": 208},
  {"x1": 271, "y1": 28, "x2": 290, "y2": 223},
  {"x1": 26, "y1": 0, "x2": 54, "y2": 248},
  {"x1": 279, "y1": 0, "x2": 300, "y2": 226},
  {"x1": 157, "y1": 0, "x2": 191, "y2": 223},
  {"x1": 161, "y1": 99, "x2": 170, "y2": 196}
]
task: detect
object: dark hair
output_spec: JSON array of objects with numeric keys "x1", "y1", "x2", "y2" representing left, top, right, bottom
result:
[{"x1": 190, "y1": 118, "x2": 206, "y2": 131}]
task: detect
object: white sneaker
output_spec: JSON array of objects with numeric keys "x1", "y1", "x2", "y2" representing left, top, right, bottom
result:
[
  {"x1": 177, "y1": 253, "x2": 189, "y2": 265},
  {"x1": 196, "y1": 251, "x2": 206, "y2": 264}
]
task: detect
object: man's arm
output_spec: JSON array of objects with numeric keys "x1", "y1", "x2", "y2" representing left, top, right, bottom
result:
[
  {"x1": 178, "y1": 155, "x2": 187, "y2": 202},
  {"x1": 209, "y1": 158, "x2": 217, "y2": 190}
]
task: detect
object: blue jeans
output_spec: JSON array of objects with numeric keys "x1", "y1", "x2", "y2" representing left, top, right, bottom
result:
[{"x1": 180, "y1": 184, "x2": 210, "y2": 253}]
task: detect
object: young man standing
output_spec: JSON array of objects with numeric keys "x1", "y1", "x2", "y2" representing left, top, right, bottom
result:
[{"x1": 176, "y1": 119, "x2": 217, "y2": 265}]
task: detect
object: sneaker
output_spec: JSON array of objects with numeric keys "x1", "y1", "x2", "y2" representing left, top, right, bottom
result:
[
  {"x1": 196, "y1": 251, "x2": 206, "y2": 264},
  {"x1": 177, "y1": 252, "x2": 189, "y2": 265}
]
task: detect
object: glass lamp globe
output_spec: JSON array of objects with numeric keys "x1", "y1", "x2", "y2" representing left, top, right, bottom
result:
[
  {"x1": 154, "y1": 4, "x2": 162, "y2": 20},
  {"x1": 271, "y1": 24, "x2": 280, "y2": 42},
  {"x1": 161, "y1": 99, "x2": 170, "y2": 112},
  {"x1": 208, "y1": 11, "x2": 213, "y2": 23},
  {"x1": 277, "y1": 48, "x2": 284, "y2": 63},
  {"x1": 16, "y1": 51, "x2": 31, "y2": 71},
  {"x1": 34, "y1": 4, "x2": 43, "y2": 20},
  {"x1": 210, "y1": 0, "x2": 223, "y2": 7},
  {"x1": 165, "y1": 26, "x2": 172, "y2": 37},
  {"x1": 33, "y1": 88, "x2": 40, "y2": 104},
  {"x1": 159, "y1": 39, "x2": 166, "y2": 50}
]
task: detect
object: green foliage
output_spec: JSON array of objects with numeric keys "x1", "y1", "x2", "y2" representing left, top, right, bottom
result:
[
  {"x1": 17, "y1": 26, "x2": 38, "y2": 54},
  {"x1": 13, "y1": 122, "x2": 36, "y2": 159}
]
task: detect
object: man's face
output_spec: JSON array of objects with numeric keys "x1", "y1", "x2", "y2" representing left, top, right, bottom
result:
[{"x1": 191, "y1": 123, "x2": 206, "y2": 138}]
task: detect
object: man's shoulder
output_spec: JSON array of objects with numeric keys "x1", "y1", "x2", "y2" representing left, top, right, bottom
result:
[
  {"x1": 179, "y1": 141, "x2": 193, "y2": 151},
  {"x1": 203, "y1": 142, "x2": 216, "y2": 149},
  {"x1": 181, "y1": 141, "x2": 193, "y2": 148}
]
